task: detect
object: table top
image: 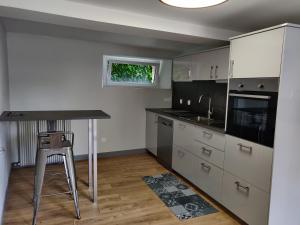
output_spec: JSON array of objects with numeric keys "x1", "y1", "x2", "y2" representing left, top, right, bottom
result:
[{"x1": 0, "y1": 110, "x2": 111, "y2": 121}]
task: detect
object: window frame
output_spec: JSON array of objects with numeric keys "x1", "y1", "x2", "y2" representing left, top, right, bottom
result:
[{"x1": 103, "y1": 55, "x2": 161, "y2": 87}]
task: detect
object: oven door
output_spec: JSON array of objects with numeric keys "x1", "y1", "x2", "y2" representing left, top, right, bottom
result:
[{"x1": 226, "y1": 91, "x2": 278, "y2": 147}]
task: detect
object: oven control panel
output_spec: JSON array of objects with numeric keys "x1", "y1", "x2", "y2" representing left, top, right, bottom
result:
[{"x1": 229, "y1": 78, "x2": 279, "y2": 92}]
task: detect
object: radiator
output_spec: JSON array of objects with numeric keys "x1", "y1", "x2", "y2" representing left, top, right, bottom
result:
[{"x1": 16, "y1": 120, "x2": 71, "y2": 167}]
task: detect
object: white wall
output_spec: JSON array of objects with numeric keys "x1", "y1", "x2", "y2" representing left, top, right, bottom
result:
[
  {"x1": 269, "y1": 27, "x2": 300, "y2": 225},
  {"x1": 0, "y1": 23, "x2": 10, "y2": 224},
  {"x1": 7, "y1": 33, "x2": 173, "y2": 159}
]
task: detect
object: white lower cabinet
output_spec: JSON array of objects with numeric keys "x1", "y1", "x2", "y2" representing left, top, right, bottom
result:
[
  {"x1": 173, "y1": 120, "x2": 194, "y2": 151},
  {"x1": 224, "y1": 135, "x2": 273, "y2": 192},
  {"x1": 194, "y1": 158, "x2": 223, "y2": 201},
  {"x1": 191, "y1": 139, "x2": 224, "y2": 168},
  {"x1": 222, "y1": 172, "x2": 270, "y2": 225},
  {"x1": 194, "y1": 126, "x2": 226, "y2": 151},
  {"x1": 172, "y1": 144, "x2": 223, "y2": 201},
  {"x1": 172, "y1": 145, "x2": 197, "y2": 183},
  {"x1": 169, "y1": 118, "x2": 272, "y2": 224}
]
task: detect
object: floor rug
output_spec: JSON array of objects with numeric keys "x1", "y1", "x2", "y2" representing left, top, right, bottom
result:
[{"x1": 143, "y1": 173, "x2": 218, "y2": 220}]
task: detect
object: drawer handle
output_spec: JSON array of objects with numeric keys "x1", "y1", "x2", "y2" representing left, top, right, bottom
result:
[
  {"x1": 215, "y1": 65, "x2": 218, "y2": 79},
  {"x1": 177, "y1": 150, "x2": 185, "y2": 158},
  {"x1": 201, "y1": 163, "x2": 211, "y2": 172},
  {"x1": 235, "y1": 181, "x2": 250, "y2": 194},
  {"x1": 238, "y1": 143, "x2": 253, "y2": 154},
  {"x1": 210, "y1": 66, "x2": 214, "y2": 79},
  {"x1": 202, "y1": 147, "x2": 212, "y2": 156},
  {"x1": 203, "y1": 131, "x2": 213, "y2": 139}
]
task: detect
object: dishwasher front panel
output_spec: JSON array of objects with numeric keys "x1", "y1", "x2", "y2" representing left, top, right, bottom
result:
[{"x1": 157, "y1": 116, "x2": 173, "y2": 170}]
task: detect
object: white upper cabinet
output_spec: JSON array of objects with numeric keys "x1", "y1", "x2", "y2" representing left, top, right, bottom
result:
[
  {"x1": 196, "y1": 47, "x2": 229, "y2": 80},
  {"x1": 229, "y1": 27, "x2": 285, "y2": 78},
  {"x1": 173, "y1": 55, "x2": 197, "y2": 81},
  {"x1": 214, "y1": 47, "x2": 230, "y2": 80},
  {"x1": 173, "y1": 47, "x2": 229, "y2": 81},
  {"x1": 158, "y1": 59, "x2": 172, "y2": 89}
]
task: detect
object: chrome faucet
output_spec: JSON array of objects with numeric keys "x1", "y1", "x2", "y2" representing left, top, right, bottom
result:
[
  {"x1": 208, "y1": 97, "x2": 213, "y2": 120},
  {"x1": 198, "y1": 94, "x2": 204, "y2": 104}
]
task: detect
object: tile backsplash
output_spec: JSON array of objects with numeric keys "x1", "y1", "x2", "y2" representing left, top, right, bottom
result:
[{"x1": 172, "y1": 81, "x2": 227, "y2": 121}]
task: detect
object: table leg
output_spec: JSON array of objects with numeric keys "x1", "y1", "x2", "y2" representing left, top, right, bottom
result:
[
  {"x1": 88, "y1": 120, "x2": 93, "y2": 198},
  {"x1": 92, "y1": 119, "x2": 98, "y2": 204}
]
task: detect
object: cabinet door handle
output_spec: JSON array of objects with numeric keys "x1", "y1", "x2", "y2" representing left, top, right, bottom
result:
[
  {"x1": 202, "y1": 147, "x2": 212, "y2": 156},
  {"x1": 215, "y1": 65, "x2": 218, "y2": 79},
  {"x1": 201, "y1": 163, "x2": 211, "y2": 172},
  {"x1": 229, "y1": 60, "x2": 234, "y2": 78},
  {"x1": 235, "y1": 181, "x2": 250, "y2": 194},
  {"x1": 238, "y1": 143, "x2": 253, "y2": 154},
  {"x1": 210, "y1": 66, "x2": 214, "y2": 79},
  {"x1": 203, "y1": 131, "x2": 213, "y2": 139}
]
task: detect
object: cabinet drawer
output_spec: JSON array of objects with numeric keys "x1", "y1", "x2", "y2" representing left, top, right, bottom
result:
[
  {"x1": 172, "y1": 145, "x2": 196, "y2": 184},
  {"x1": 194, "y1": 127, "x2": 225, "y2": 151},
  {"x1": 194, "y1": 158, "x2": 223, "y2": 201},
  {"x1": 173, "y1": 121, "x2": 194, "y2": 150},
  {"x1": 224, "y1": 135, "x2": 273, "y2": 192},
  {"x1": 191, "y1": 139, "x2": 224, "y2": 168},
  {"x1": 222, "y1": 172, "x2": 270, "y2": 225}
]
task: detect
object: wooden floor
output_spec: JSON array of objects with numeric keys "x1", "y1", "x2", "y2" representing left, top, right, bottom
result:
[{"x1": 4, "y1": 153, "x2": 243, "y2": 225}]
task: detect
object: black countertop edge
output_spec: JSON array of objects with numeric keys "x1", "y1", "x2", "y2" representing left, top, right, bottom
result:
[
  {"x1": 0, "y1": 110, "x2": 111, "y2": 121},
  {"x1": 145, "y1": 108, "x2": 225, "y2": 134}
]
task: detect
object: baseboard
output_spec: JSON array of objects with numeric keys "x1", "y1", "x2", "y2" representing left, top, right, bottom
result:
[{"x1": 74, "y1": 148, "x2": 147, "y2": 161}]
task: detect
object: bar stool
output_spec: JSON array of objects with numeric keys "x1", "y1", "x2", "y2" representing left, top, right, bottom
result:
[{"x1": 32, "y1": 131, "x2": 80, "y2": 225}]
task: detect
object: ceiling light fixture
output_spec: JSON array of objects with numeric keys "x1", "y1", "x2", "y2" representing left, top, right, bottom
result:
[{"x1": 160, "y1": 0, "x2": 227, "y2": 8}]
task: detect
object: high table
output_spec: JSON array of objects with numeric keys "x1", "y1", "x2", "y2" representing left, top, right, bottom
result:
[{"x1": 0, "y1": 110, "x2": 111, "y2": 204}]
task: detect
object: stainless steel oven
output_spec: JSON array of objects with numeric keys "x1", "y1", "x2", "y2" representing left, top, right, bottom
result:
[{"x1": 226, "y1": 78, "x2": 279, "y2": 147}]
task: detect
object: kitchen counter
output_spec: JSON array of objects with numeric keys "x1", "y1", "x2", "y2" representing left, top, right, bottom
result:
[
  {"x1": 146, "y1": 108, "x2": 225, "y2": 133},
  {"x1": 0, "y1": 110, "x2": 111, "y2": 121}
]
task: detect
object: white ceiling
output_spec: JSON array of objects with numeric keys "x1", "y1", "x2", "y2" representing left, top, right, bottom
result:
[
  {"x1": 3, "y1": 18, "x2": 227, "y2": 55},
  {"x1": 72, "y1": 0, "x2": 300, "y2": 31},
  {"x1": 0, "y1": 0, "x2": 300, "y2": 53}
]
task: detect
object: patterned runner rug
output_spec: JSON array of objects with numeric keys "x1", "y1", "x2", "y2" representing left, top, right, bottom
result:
[{"x1": 143, "y1": 173, "x2": 218, "y2": 220}]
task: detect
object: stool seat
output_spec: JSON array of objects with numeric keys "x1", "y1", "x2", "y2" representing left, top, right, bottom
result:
[
  {"x1": 32, "y1": 131, "x2": 80, "y2": 225},
  {"x1": 40, "y1": 140, "x2": 72, "y2": 149}
]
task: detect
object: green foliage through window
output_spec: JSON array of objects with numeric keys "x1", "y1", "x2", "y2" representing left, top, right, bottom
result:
[{"x1": 111, "y1": 63, "x2": 154, "y2": 83}]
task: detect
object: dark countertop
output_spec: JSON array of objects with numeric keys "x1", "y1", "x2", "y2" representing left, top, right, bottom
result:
[
  {"x1": 0, "y1": 110, "x2": 111, "y2": 121},
  {"x1": 146, "y1": 108, "x2": 225, "y2": 133}
]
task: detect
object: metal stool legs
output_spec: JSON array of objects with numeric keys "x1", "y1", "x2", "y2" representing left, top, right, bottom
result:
[
  {"x1": 63, "y1": 155, "x2": 73, "y2": 195},
  {"x1": 65, "y1": 149, "x2": 81, "y2": 219},
  {"x1": 32, "y1": 150, "x2": 47, "y2": 225},
  {"x1": 32, "y1": 149, "x2": 80, "y2": 225}
]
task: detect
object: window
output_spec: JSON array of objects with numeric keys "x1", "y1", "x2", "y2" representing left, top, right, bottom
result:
[{"x1": 103, "y1": 55, "x2": 160, "y2": 87}]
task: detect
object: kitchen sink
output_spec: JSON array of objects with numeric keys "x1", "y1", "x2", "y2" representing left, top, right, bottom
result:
[
  {"x1": 162, "y1": 109, "x2": 189, "y2": 114},
  {"x1": 182, "y1": 116, "x2": 225, "y2": 128}
]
